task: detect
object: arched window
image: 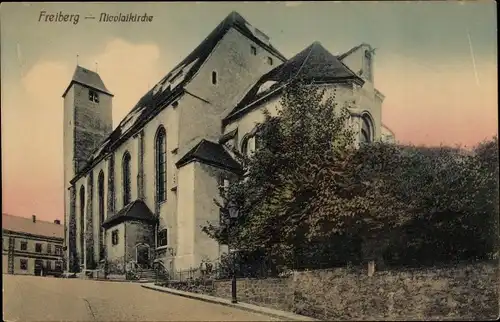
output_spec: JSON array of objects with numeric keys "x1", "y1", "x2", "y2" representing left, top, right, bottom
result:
[
  {"x1": 241, "y1": 135, "x2": 251, "y2": 156},
  {"x1": 98, "y1": 171, "x2": 105, "y2": 259},
  {"x1": 122, "y1": 152, "x2": 131, "y2": 206},
  {"x1": 79, "y1": 185, "x2": 85, "y2": 263},
  {"x1": 360, "y1": 115, "x2": 373, "y2": 144},
  {"x1": 155, "y1": 127, "x2": 167, "y2": 203}
]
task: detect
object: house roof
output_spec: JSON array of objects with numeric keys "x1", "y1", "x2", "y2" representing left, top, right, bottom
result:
[
  {"x1": 224, "y1": 41, "x2": 363, "y2": 123},
  {"x1": 176, "y1": 139, "x2": 243, "y2": 173},
  {"x1": 70, "y1": 11, "x2": 285, "y2": 185},
  {"x1": 102, "y1": 200, "x2": 156, "y2": 229},
  {"x1": 2, "y1": 213, "x2": 64, "y2": 239},
  {"x1": 63, "y1": 65, "x2": 113, "y2": 98}
]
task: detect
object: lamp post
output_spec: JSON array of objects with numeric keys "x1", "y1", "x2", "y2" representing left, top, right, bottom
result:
[{"x1": 227, "y1": 201, "x2": 238, "y2": 304}]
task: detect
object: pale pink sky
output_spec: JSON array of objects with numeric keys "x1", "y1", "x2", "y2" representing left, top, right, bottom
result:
[{"x1": 1, "y1": 2, "x2": 497, "y2": 221}]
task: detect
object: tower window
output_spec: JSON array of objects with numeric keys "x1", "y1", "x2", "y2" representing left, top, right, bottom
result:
[
  {"x1": 267, "y1": 57, "x2": 273, "y2": 65},
  {"x1": 251, "y1": 45, "x2": 257, "y2": 55},
  {"x1": 211, "y1": 71, "x2": 218, "y2": 85},
  {"x1": 89, "y1": 90, "x2": 100, "y2": 103}
]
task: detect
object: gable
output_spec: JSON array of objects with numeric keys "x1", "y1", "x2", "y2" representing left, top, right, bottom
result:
[{"x1": 224, "y1": 42, "x2": 363, "y2": 125}]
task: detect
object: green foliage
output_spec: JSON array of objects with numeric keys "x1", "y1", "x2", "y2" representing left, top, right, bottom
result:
[{"x1": 203, "y1": 77, "x2": 499, "y2": 270}]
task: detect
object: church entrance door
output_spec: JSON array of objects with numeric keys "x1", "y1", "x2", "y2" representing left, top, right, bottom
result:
[{"x1": 136, "y1": 244, "x2": 150, "y2": 269}]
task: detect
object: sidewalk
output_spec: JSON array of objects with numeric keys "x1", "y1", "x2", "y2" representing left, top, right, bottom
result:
[{"x1": 141, "y1": 283, "x2": 320, "y2": 321}]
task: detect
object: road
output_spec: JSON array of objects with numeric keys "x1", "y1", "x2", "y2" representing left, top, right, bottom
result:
[{"x1": 2, "y1": 274, "x2": 278, "y2": 321}]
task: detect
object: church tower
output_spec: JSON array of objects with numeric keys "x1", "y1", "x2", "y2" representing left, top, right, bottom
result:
[{"x1": 62, "y1": 65, "x2": 113, "y2": 271}]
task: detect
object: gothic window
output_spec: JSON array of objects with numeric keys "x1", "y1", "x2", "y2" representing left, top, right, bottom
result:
[
  {"x1": 155, "y1": 127, "x2": 167, "y2": 203},
  {"x1": 211, "y1": 71, "x2": 218, "y2": 85},
  {"x1": 360, "y1": 115, "x2": 373, "y2": 144},
  {"x1": 98, "y1": 171, "x2": 105, "y2": 259},
  {"x1": 241, "y1": 135, "x2": 251, "y2": 156},
  {"x1": 98, "y1": 171, "x2": 105, "y2": 225},
  {"x1": 122, "y1": 152, "x2": 131, "y2": 206},
  {"x1": 158, "y1": 229, "x2": 168, "y2": 247},
  {"x1": 89, "y1": 90, "x2": 100, "y2": 103},
  {"x1": 79, "y1": 185, "x2": 85, "y2": 261}
]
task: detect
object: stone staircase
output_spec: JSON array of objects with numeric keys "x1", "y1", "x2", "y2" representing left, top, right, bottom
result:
[{"x1": 137, "y1": 268, "x2": 156, "y2": 282}]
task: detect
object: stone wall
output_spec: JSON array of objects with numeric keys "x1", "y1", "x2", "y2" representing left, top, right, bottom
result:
[
  {"x1": 211, "y1": 261, "x2": 498, "y2": 321},
  {"x1": 214, "y1": 278, "x2": 295, "y2": 312}
]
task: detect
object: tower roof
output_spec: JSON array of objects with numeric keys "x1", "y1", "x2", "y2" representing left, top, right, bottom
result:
[
  {"x1": 62, "y1": 65, "x2": 113, "y2": 98},
  {"x1": 225, "y1": 41, "x2": 363, "y2": 122}
]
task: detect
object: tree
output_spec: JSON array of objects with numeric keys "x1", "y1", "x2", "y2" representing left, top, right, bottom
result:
[{"x1": 203, "y1": 79, "x2": 411, "y2": 270}]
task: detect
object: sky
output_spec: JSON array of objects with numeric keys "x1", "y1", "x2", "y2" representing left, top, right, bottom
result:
[{"x1": 1, "y1": 1, "x2": 497, "y2": 222}]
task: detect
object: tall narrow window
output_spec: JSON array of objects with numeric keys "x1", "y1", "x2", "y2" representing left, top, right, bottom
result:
[
  {"x1": 98, "y1": 171, "x2": 105, "y2": 259},
  {"x1": 211, "y1": 71, "x2": 217, "y2": 85},
  {"x1": 122, "y1": 152, "x2": 131, "y2": 206},
  {"x1": 360, "y1": 115, "x2": 373, "y2": 144},
  {"x1": 251, "y1": 45, "x2": 257, "y2": 55},
  {"x1": 79, "y1": 185, "x2": 85, "y2": 263},
  {"x1": 155, "y1": 127, "x2": 167, "y2": 203}
]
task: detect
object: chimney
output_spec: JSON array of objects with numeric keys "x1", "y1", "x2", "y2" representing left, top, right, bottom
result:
[
  {"x1": 32, "y1": 215, "x2": 36, "y2": 223},
  {"x1": 54, "y1": 219, "x2": 61, "y2": 225}
]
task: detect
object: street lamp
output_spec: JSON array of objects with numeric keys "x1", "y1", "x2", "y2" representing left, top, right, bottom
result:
[{"x1": 227, "y1": 201, "x2": 239, "y2": 304}]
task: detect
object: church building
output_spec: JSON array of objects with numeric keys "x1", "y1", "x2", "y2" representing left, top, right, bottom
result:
[{"x1": 63, "y1": 11, "x2": 390, "y2": 278}]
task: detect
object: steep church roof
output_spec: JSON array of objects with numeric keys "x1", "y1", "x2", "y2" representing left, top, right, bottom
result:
[
  {"x1": 101, "y1": 200, "x2": 156, "y2": 229},
  {"x1": 71, "y1": 11, "x2": 284, "y2": 184},
  {"x1": 63, "y1": 66, "x2": 113, "y2": 97},
  {"x1": 176, "y1": 139, "x2": 243, "y2": 173},
  {"x1": 224, "y1": 41, "x2": 363, "y2": 123}
]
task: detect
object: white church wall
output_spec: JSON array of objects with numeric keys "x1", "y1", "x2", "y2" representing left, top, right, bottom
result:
[
  {"x1": 179, "y1": 27, "x2": 284, "y2": 152},
  {"x1": 175, "y1": 162, "x2": 196, "y2": 270}
]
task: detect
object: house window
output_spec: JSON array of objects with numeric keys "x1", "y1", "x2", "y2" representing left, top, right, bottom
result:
[
  {"x1": 267, "y1": 57, "x2": 273, "y2": 65},
  {"x1": 89, "y1": 90, "x2": 100, "y2": 103},
  {"x1": 251, "y1": 45, "x2": 257, "y2": 55},
  {"x1": 155, "y1": 127, "x2": 167, "y2": 203},
  {"x1": 158, "y1": 229, "x2": 168, "y2": 247},
  {"x1": 55, "y1": 245, "x2": 62, "y2": 256},
  {"x1": 20, "y1": 241, "x2": 27, "y2": 251},
  {"x1": 20, "y1": 259, "x2": 28, "y2": 270},
  {"x1": 46, "y1": 260, "x2": 52, "y2": 270},
  {"x1": 122, "y1": 152, "x2": 131, "y2": 206},
  {"x1": 112, "y1": 230, "x2": 119, "y2": 246},
  {"x1": 55, "y1": 261, "x2": 62, "y2": 271},
  {"x1": 35, "y1": 243, "x2": 42, "y2": 253},
  {"x1": 211, "y1": 71, "x2": 218, "y2": 85},
  {"x1": 47, "y1": 244, "x2": 52, "y2": 254}
]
